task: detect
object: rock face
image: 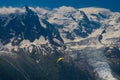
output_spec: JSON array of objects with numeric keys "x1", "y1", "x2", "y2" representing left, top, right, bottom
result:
[
  {"x1": 0, "y1": 6, "x2": 64, "y2": 54},
  {"x1": 0, "y1": 6, "x2": 120, "y2": 80}
]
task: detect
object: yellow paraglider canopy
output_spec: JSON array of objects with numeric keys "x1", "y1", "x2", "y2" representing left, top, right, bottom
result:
[{"x1": 56, "y1": 57, "x2": 64, "y2": 63}]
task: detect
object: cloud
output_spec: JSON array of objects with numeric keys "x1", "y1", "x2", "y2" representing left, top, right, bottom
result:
[
  {"x1": 0, "y1": 6, "x2": 25, "y2": 14},
  {"x1": 53, "y1": 6, "x2": 76, "y2": 13},
  {"x1": 0, "y1": 6, "x2": 115, "y2": 15}
]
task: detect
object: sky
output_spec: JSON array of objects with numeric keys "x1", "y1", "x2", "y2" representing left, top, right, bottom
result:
[{"x1": 0, "y1": 0, "x2": 119, "y2": 12}]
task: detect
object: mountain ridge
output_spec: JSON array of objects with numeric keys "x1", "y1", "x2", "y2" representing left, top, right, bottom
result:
[{"x1": 0, "y1": 6, "x2": 120, "y2": 80}]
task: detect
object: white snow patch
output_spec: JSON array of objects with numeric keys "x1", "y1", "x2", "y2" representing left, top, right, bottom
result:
[
  {"x1": 79, "y1": 7, "x2": 111, "y2": 15},
  {"x1": 4, "y1": 43, "x2": 18, "y2": 51},
  {"x1": 53, "y1": 6, "x2": 76, "y2": 13},
  {"x1": 19, "y1": 40, "x2": 31, "y2": 48},
  {"x1": 3, "y1": 17, "x2": 12, "y2": 27},
  {"x1": 39, "y1": 19, "x2": 47, "y2": 28},
  {"x1": 39, "y1": 36, "x2": 47, "y2": 44}
]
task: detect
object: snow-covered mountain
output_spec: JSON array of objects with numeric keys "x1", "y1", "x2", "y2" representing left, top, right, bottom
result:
[
  {"x1": 0, "y1": 6, "x2": 64, "y2": 54},
  {"x1": 0, "y1": 6, "x2": 120, "y2": 80}
]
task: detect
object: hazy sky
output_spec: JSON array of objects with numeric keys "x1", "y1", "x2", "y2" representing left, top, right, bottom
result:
[{"x1": 0, "y1": 0, "x2": 119, "y2": 12}]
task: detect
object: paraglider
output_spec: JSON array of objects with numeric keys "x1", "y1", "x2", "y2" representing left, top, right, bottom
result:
[{"x1": 56, "y1": 57, "x2": 64, "y2": 63}]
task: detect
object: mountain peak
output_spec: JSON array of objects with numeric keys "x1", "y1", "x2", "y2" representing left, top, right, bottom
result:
[
  {"x1": 0, "y1": 6, "x2": 64, "y2": 49},
  {"x1": 25, "y1": 5, "x2": 35, "y2": 15},
  {"x1": 79, "y1": 11, "x2": 89, "y2": 22},
  {"x1": 25, "y1": 5, "x2": 30, "y2": 11}
]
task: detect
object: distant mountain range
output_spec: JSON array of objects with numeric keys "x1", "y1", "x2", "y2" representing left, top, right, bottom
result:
[{"x1": 0, "y1": 6, "x2": 120, "y2": 80}]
